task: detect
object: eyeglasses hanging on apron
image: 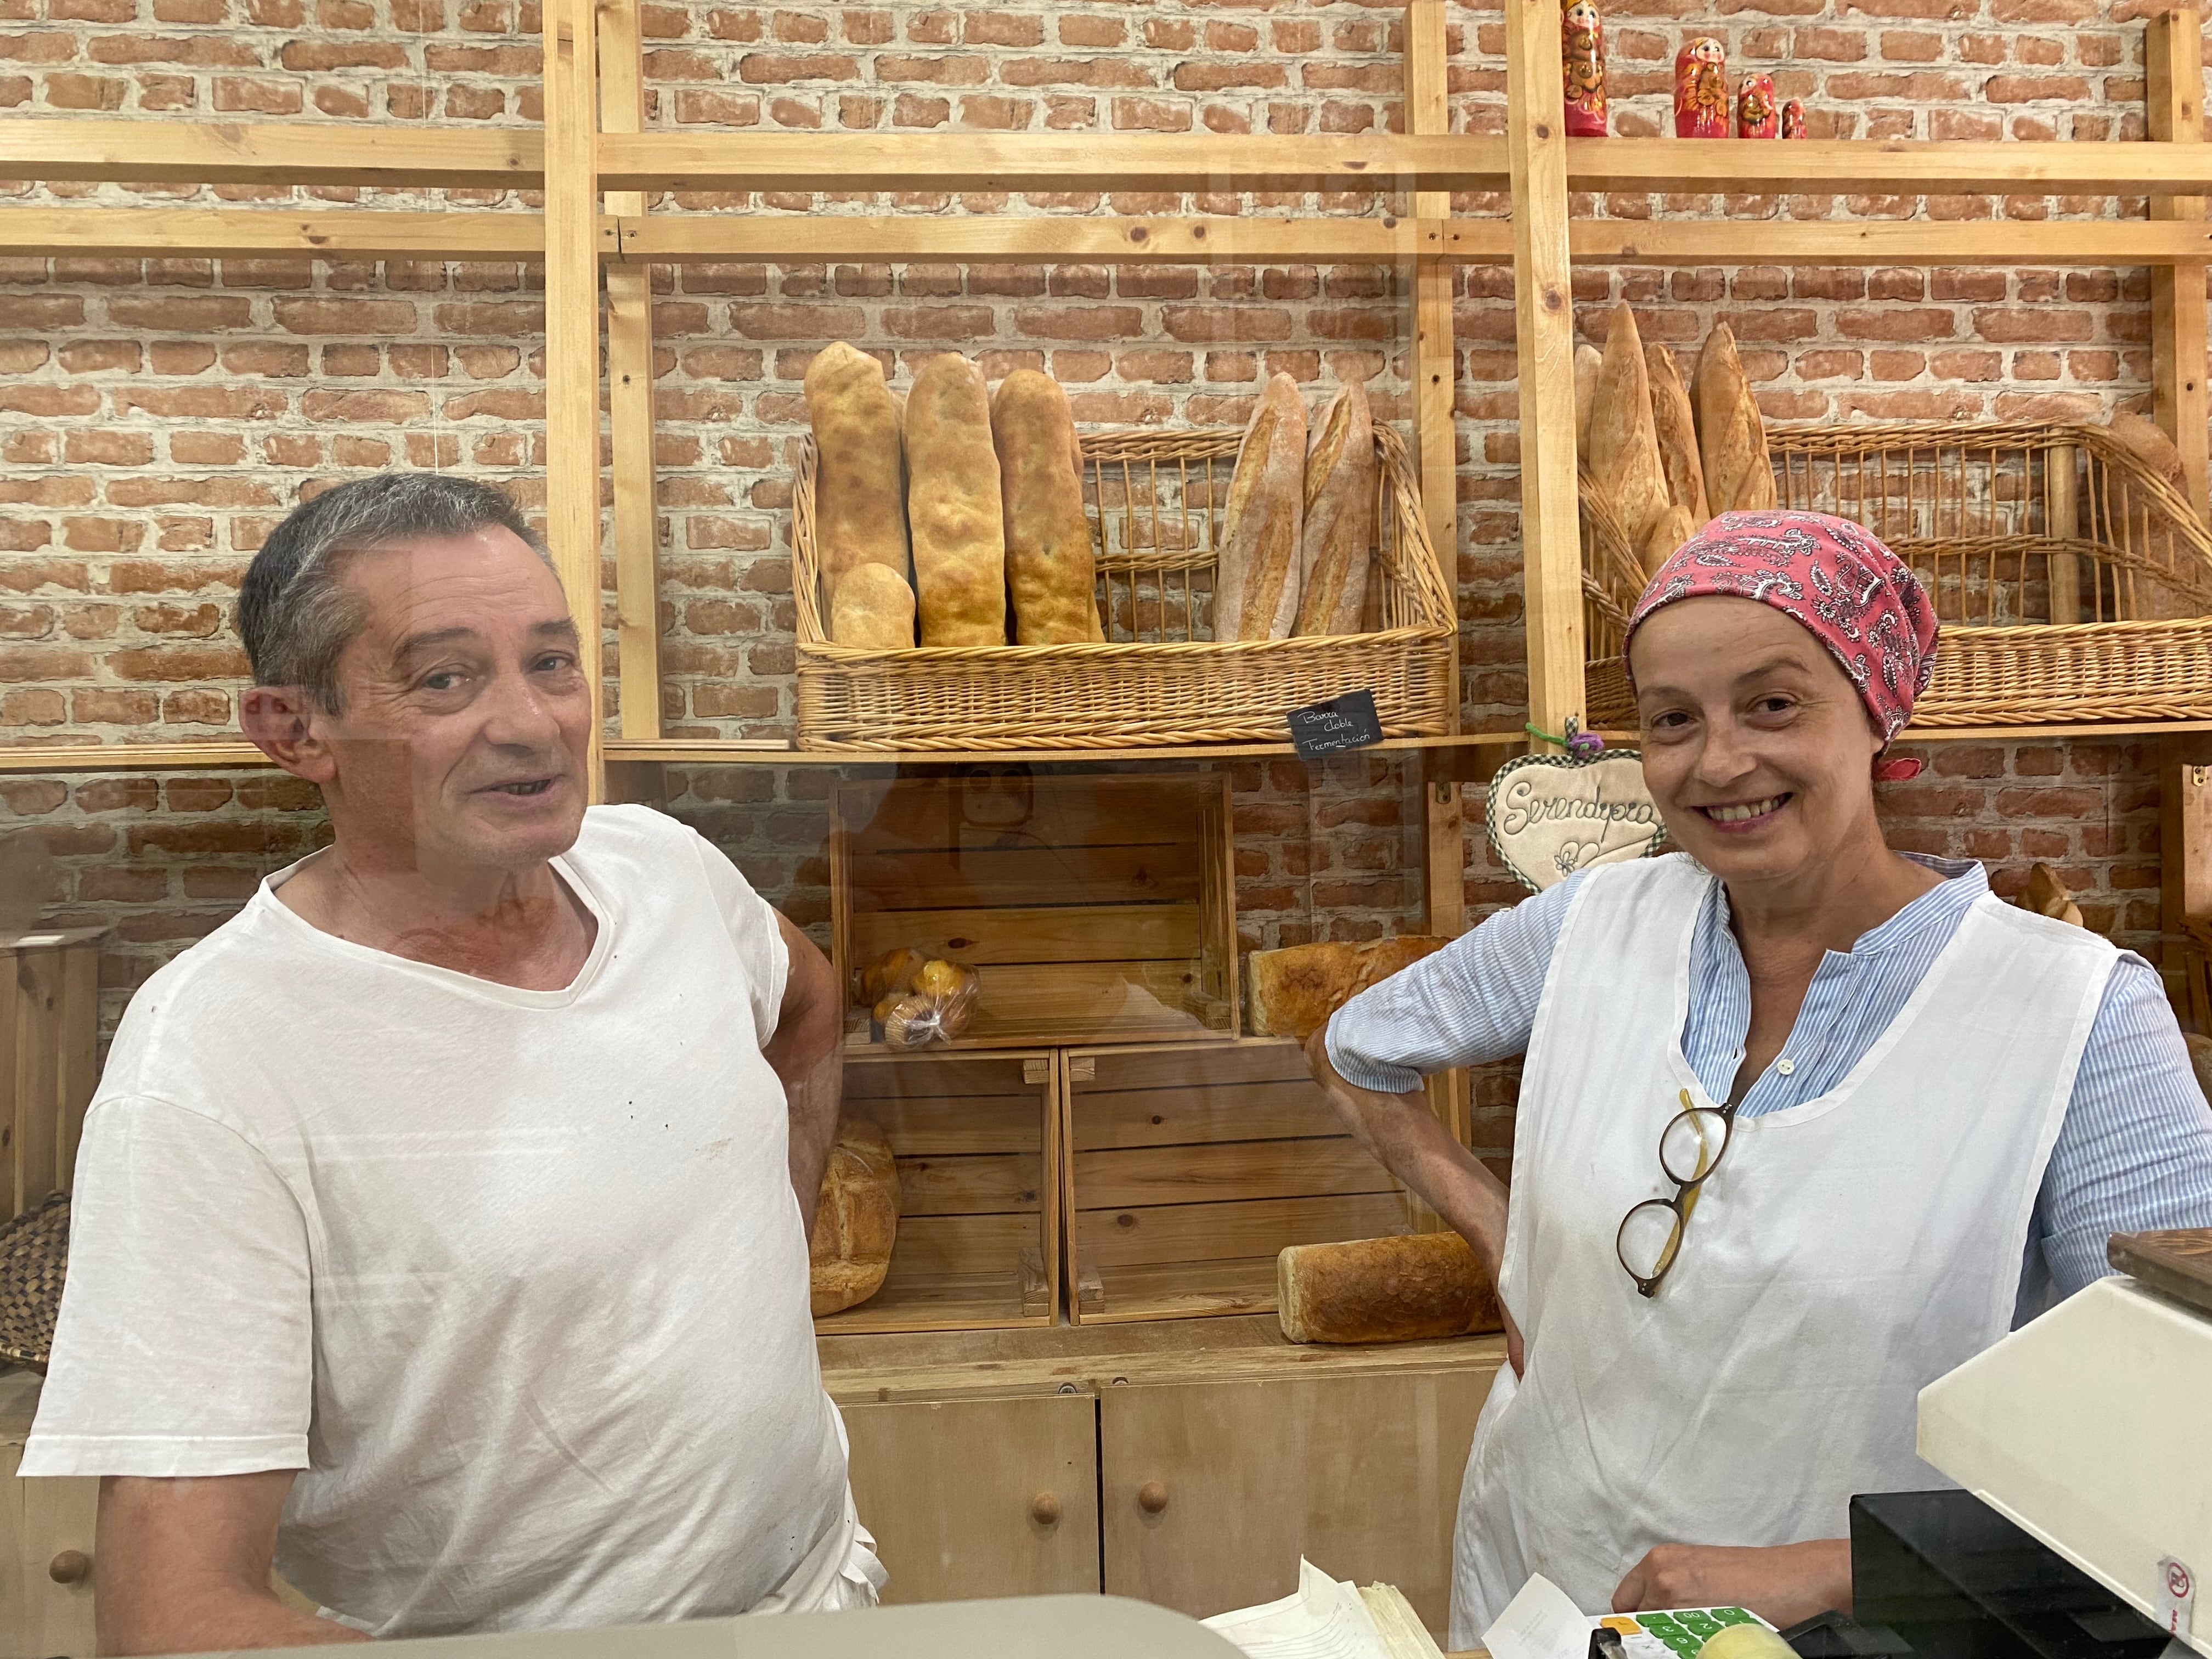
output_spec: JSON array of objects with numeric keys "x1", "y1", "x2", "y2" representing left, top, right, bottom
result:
[{"x1": 1616, "y1": 1087, "x2": 1742, "y2": 1297}]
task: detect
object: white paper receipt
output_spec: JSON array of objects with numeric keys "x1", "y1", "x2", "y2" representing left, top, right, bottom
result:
[{"x1": 1484, "y1": 1575, "x2": 1592, "y2": 1659}]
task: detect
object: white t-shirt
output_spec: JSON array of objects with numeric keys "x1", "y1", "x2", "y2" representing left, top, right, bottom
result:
[{"x1": 25, "y1": 805, "x2": 857, "y2": 1638}]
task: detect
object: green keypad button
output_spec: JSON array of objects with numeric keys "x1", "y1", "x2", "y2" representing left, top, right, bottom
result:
[
  {"x1": 1680, "y1": 1613, "x2": 1723, "y2": 1638},
  {"x1": 1712, "y1": 1610, "x2": 1757, "y2": 1628}
]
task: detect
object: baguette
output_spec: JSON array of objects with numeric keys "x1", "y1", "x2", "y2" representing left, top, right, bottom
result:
[
  {"x1": 1642, "y1": 504, "x2": 1696, "y2": 574},
  {"x1": 905, "y1": 354, "x2": 1009, "y2": 646},
  {"x1": 1278, "y1": 1232, "x2": 1502, "y2": 1345},
  {"x1": 1246, "y1": 935, "x2": 1450, "y2": 1039},
  {"x1": 804, "y1": 341, "x2": 912, "y2": 605},
  {"x1": 1645, "y1": 342, "x2": 1709, "y2": 527},
  {"x1": 1574, "y1": 343, "x2": 1603, "y2": 467},
  {"x1": 1694, "y1": 322, "x2": 1776, "y2": 514},
  {"x1": 992, "y1": 369, "x2": 1104, "y2": 644},
  {"x1": 1587, "y1": 304, "x2": 1672, "y2": 547},
  {"x1": 1294, "y1": 381, "x2": 1378, "y2": 636},
  {"x1": 1215, "y1": 373, "x2": 1307, "y2": 640}
]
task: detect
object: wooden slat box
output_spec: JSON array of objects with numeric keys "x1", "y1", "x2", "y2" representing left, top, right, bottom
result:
[
  {"x1": 831, "y1": 773, "x2": 1237, "y2": 1054},
  {"x1": 820, "y1": 1049, "x2": 1060, "y2": 1334},
  {"x1": 3, "y1": 928, "x2": 103, "y2": 1223},
  {"x1": 1062, "y1": 1039, "x2": 1418, "y2": 1325}
]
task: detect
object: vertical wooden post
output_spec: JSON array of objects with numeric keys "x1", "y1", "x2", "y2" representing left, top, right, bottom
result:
[
  {"x1": 597, "y1": 0, "x2": 664, "y2": 744},
  {"x1": 1404, "y1": 0, "x2": 1459, "y2": 698},
  {"x1": 1505, "y1": 0, "x2": 1585, "y2": 740},
  {"x1": 2046, "y1": 442, "x2": 2081, "y2": 624},
  {"x1": 2148, "y1": 9, "x2": 2209, "y2": 523},
  {"x1": 543, "y1": 0, "x2": 606, "y2": 798}
]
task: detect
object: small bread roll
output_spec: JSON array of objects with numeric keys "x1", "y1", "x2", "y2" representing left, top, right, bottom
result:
[
  {"x1": 830, "y1": 561, "x2": 917, "y2": 650},
  {"x1": 1588, "y1": 304, "x2": 1672, "y2": 548}
]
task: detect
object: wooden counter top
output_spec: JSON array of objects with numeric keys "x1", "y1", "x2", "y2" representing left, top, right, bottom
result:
[{"x1": 817, "y1": 1315, "x2": 1507, "y2": 1405}]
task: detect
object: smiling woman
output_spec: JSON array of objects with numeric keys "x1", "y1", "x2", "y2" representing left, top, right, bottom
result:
[{"x1": 1311, "y1": 510, "x2": 2212, "y2": 1647}]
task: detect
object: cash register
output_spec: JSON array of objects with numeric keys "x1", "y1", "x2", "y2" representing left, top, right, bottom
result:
[{"x1": 1799, "y1": 1229, "x2": 2210, "y2": 1659}]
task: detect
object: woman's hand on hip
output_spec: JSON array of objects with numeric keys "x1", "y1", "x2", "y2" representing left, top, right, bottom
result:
[{"x1": 1612, "y1": 1539, "x2": 1850, "y2": 1628}]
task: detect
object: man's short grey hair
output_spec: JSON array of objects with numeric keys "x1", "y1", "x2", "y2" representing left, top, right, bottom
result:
[{"x1": 238, "y1": 474, "x2": 548, "y2": 713}]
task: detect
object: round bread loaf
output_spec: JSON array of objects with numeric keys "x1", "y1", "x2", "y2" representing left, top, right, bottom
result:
[{"x1": 809, "y1": 1118, "x2": 901, "y2": 1317}]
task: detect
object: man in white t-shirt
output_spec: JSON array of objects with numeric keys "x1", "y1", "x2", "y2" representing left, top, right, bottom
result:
[{"x1": 25, "y1": 475, "x2": 883, "y2": 1651}]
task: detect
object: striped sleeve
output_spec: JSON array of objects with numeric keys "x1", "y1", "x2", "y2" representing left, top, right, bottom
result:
[
  {"x1": 2032, "y1": 951, "x2": 2212, "y2": 1298},
  {"x1": 1322, "y1": 871, "x2": 1585, "y2": 1093}
]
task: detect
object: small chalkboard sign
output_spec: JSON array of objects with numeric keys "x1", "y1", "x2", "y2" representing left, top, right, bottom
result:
[{"x1": 1286, "y1": 689, "x2": 1384, "y2": 758}]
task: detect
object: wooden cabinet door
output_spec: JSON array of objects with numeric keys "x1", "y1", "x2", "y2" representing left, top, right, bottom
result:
[
  {"x1": 842, "y1": 1391, "x2": 1100, "y2": 1604},
  {"x1": 1099, "y1": 1363, "x2": 1494, "y2": 1635},
  {"x1": 1, "y1": 1440, "x2": 98, "y2": 1659}
]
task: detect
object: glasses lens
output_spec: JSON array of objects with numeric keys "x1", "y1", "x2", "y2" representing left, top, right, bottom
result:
[
  {"x1": 1658, "y1": 1107, "x2": 1731, "y2": 1185},
  {"x1": 1617, "y1": 1198, "x2": 1684, "y2": 1283}
]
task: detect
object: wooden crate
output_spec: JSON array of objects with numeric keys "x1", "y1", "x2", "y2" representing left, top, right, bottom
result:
[
  {"x1": 820, "y1": 1049, "x2": 1060, "y2": 1334},
  {"x1": 3, "y1": 929, "x2": 102, "y2": 1224},
  {"x1": 1062, "y1": 1039, "x2": 1419, "y2": 1325},
  {"x1": 831, "y1": 773, "x2": 1238, "y2": 1054}
]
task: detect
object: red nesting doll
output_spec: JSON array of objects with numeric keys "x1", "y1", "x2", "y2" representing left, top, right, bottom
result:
[
  {"x1": 1780, "y1": 98, "x2": 1807, "y2": 138},
  {"x1": 1736, "y1": 72, "x2": 1778, "y2": 138},
  {"x1": 1673, "y1": 38, "x2": 1729, "y2": 139},
  {"x1": 1562, "y1": 0, "x2": 1608, "y2": 137}
]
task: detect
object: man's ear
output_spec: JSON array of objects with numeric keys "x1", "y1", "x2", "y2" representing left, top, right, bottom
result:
[{"x1": 240, "y1": 685, "x2": 338, "y2": 785}]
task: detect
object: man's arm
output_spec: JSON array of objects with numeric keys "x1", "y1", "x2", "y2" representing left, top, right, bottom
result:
[
  {"x1": 96, "y1": 1472, "x2": 368, "y2": 1655},
  {"x1": 1305, "y1": 1025, "x2": 1524, "y2": 1374},
  {"x1": 765, "y1": 911, "x2": 844, "y2": 1237}
]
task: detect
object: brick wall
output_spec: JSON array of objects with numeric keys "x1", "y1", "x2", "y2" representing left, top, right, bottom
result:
[{"x1": 0, "y1": 0, "x2": 2201, "y2": 1050}]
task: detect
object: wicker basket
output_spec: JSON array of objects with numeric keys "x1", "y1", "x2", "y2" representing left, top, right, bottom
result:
[
  {"x1": 1582, "y1": 420, "x2": 2212, "y2": 729},
  {"x1": 792, "y1": 424, "x2": 1457, "y2": 751}
]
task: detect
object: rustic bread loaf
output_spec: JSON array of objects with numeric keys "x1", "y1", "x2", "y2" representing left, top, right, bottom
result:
[
  {"x1": 1694, "y1": 322, "x2": 1776, "y2": 514},
  {"x1": 1588, "y1": 304, "x2": 1672, "y2": 548},
  {"x1": 1278, "y1": 1231, "x2": 1502, "y2": 1345},
  {"x1": 2108, "y1": 410, "x2": 2187, "y2": 489},
  {"x1": 829, "y1": 561, "x2": 917, "y2": 649},
  {"x1": 1575, "y1": 342, "x2": 1603, "y2": 466},
  {"x1": 906, "y1": 353, "x2": 1009, "y2": 646},
  {"x1": 1644, "y1": 342, "x2": 1709, "y2": 528},
  {"x1": 1215, "y1": 372, "x2": 1307, "y2": 640},
  {"x1": 1294, "y1": 381, "x2": 1377, "y2": 636},
  {"x1": 804, "y1": 342, "x2": 911, "y2": 606},
  {"x1": 1246, "y1": 935, "x2": 1450, "y2": 1040},
  {"x1": 809, "y1": 1118, "x2": 901, "y2": 1316},
  {"x1": 992, "y1": 369, "x2": 1105, "y2": 645}
]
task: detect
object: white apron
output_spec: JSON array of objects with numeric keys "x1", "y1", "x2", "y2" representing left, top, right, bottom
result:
[{"x1": 1449, "y1": 855, "x2": 2115, "y2": 1646}]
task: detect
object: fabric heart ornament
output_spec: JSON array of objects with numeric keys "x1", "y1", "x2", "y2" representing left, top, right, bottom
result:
[{"x1": 1486, "y1": 749, "x2": 1666, "y2": 893}]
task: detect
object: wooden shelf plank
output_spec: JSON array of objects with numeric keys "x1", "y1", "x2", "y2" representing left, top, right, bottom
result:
[
  {"x1": 605, "y1": 732, "x2": 1528, "y2": 768},
  {"x1": 0, "y1": 207, "x2": 551, "y2": 262},
  {"x1": 0, "y1": 744, "x2": 271, "y2": 773},
  {"x1": 1565, "y1": 137, "x2": 2212, "y2": 196},
  {"x1": 615, "y1": 213, "x2": 1496, "y2": 265},
  {"x1": 598, "y1": 132, "x2": 1512, "y2": 195},
  {"x1": 1572, "y1": 218, "x2": 2212, "y2": 266},
  {"x1": 0, "y1": 118, "x2": 541, "y2": 187}
]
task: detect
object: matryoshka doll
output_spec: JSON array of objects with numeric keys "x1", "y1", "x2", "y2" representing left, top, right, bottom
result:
[
  {"x1": 1673, "y1": 37, "x2": 1729, "y2": 138},
  {"x1": 1780, "y1": 98, "x2": 1807, "y2": 138},
  {"x1": 1562, "y1": 0, "x2": 1608, "y2": 136},
  {"x1": 1736, "y1": 71, "x2": 1778, "y2": 138}
]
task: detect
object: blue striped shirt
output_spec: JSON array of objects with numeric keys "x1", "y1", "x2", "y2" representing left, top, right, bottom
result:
[{"x1": 1326, "y1": 855, "x2": 2212, "y2": 1317}]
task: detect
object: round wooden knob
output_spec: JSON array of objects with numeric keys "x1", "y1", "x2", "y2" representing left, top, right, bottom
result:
[
  {"x1": 1137, "y1": 1481, "x2": 1169, "y2": 1515},
  {"x1": 49, "y1": 1550, "x2": 90, "y2": 1585},
  {"x1": 1030, "y1": 1492, "x2": 1062, "y2": 1526}
]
